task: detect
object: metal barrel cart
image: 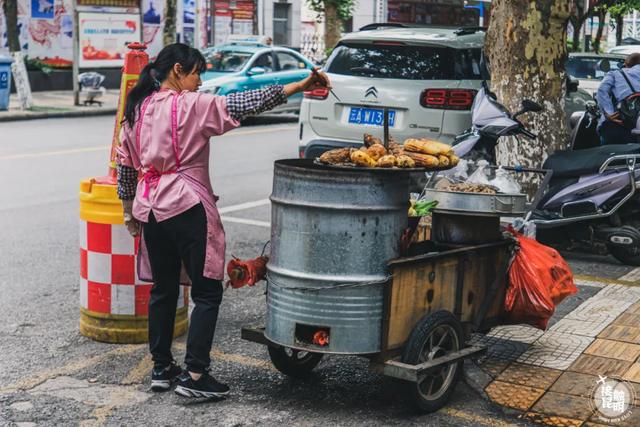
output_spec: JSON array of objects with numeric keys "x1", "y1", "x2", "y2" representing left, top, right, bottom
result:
[{"x1": 242, "y1": 159, "x2": 521, "y2": 413}]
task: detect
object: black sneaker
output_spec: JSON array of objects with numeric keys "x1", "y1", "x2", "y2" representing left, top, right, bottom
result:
[
  {"x1": 151, "y1": 361, "x2": 182, "y2": 391},
  {"x1": 174, "y1": 372, "x2": 230, "y2": 398}
]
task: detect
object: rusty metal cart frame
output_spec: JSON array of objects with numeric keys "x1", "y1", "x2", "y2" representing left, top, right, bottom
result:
[{"x1": 242, "y1": 238, "x2": 514, "y2": 413}]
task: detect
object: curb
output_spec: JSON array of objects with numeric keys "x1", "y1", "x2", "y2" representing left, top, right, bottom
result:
[{"x1": 0, "y1": 108, "x2": 117, "y2": 122}]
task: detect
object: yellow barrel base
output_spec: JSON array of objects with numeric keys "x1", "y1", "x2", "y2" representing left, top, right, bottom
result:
[{"x1": 79, "y1": 307, "x2": 189, "y2": 344}]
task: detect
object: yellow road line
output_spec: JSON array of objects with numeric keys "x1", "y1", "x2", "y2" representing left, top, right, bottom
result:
[
  {"x1": 121, "y1": 354, "x2": 152, "y2": 385},
  {"x1": 0, "y1": 145, "x2": 110, "y2": 160},
  {"x1": 80, "y1": 405, "x2": 115, "y2": 427},
  {"x1": 0, "y1": 126, "x2": 296, "y2": 161},
  {"x1": 0, "y1": 344, "x2": 144, "y2": 394},
  {"x1": 173, "y1": 342, "x2": 276, "y2": 372}
]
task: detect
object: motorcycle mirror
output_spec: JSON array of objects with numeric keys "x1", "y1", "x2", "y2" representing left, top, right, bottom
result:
[
  {"x1": 514, "y1": 99, "x2": 543, "y2": 118},
  {"x1": 567, "y1": 77, "x2": 580, "y2": 93}
]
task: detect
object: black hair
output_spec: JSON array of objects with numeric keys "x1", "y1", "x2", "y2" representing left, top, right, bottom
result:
[{"x1": 123, "y1": 43, "x2": 207, "y2": 128}]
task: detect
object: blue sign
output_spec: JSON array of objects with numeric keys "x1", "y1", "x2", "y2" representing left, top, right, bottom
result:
[
  {"x1": 31, "y1": 0, "x2": 55, "y2": 19},
  {"x1": 0, "y1": 71, "x2": 8, "y2": 90}
]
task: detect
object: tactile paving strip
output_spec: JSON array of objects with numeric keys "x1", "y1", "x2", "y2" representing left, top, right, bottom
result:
[
  {"x1": 521, "y1": 412, "x2": 584, "y2": 427},
  {"x1": 517, "y1": 332, "x2": 594, "y2": 370},
  {"x1": 496, "y1": 362, "x2": 562, "y2": 390},
  {"x1": 569, "y1": 354, "x2": 632, "y2": 377},
  {"x1": 598, "y1": 324, "x2": 640, "y2": 344},
  {"x1": 484, "y1": 380, "x2": 545, "y2": 411},
  {"x1": 584, "y1": 338, "x2": 640, "y2": 362},
  {"x1": 550, "y1": 371, "x2": 600, "y2": 399},
  {"x1": 531, "y1": 391, "x2": 595, "y2": 421}
]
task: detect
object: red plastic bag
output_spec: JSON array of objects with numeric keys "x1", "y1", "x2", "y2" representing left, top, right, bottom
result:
[{"x1": 505, "y1": 231, "x2": 578, "y2": 330}]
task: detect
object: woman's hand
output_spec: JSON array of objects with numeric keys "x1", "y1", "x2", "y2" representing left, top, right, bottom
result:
[
  {"x1": 284, "y1": 68, "x2": 331, "y2": 97},
  {"x1": 122, "y1": 200, "x2": 141, "y2": 237}
]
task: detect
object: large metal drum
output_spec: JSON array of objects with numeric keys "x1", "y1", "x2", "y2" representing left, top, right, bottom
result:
[{"x1": 265, "y1": 159, "x2": 410, "y2": 354}]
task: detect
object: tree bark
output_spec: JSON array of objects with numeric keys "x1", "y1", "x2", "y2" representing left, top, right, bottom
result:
[
  {"x1": 485, "y1": 0, "x2": 571, "y2": 173},
  {"x1": 163, "y1": 0, "x2": 177, "y2": 46},
  {"x1": 2, "y1": 0, "x2": 20, "y2": 52},
  {"x1": 324, "y1": 2, "x2": 342, "y2": 52},
  {"x1": 593, "y1": 10, "x2": 606, "y2": 53},
  {"x1": 570, "y1": 17, "x2": 581, "y2": 52},
  {"x1": 616, "y1": 14, "x2": 624, "y2": 46},
  {"x1": 3, "y1": 0, "x2": 32, "y2": 109}
]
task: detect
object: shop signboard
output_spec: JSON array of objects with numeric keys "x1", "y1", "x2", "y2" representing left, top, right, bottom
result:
[{"x1": 78, "y1": 12, "x2": 141, "y2": 67}]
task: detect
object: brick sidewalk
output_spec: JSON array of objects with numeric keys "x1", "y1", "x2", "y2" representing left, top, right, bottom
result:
[
  {"x1": 0, "y1": 90, "x2": 118, "y2": 122},
  {"x1": 468, "y1": 278, "x2": 640, "y2": 426}
]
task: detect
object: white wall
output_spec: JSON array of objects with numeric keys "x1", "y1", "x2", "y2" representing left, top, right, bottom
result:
[
  {"x1": 262, "y1": 0, "x2": 302, "y2": 47},
  {"x1": 352, "y1": 0, "x2": 377, "y2": 32}
]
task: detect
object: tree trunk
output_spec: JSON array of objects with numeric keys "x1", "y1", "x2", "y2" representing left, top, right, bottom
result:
[
  {"x1": 616, "y1": 14, "x2": 624, "y2": 46},
  {"x1": 163, "y1": 0, "x2": 177, "y2": 46},
  {"x1": 2, "y1": 0, "x2": 32, "y2": 109},
  {"x1": 3, "y1": 0, "x2": 20, "y2": 52},
  {"x1": 570, "y1": 17, "x2": 581, "y2": 51},
  {"x1": 485, "y1": 0, "x2": 571, "y2": 175},
  {"x1": 324, "y1": 2, "x2": 342, "y2": 52},
  {"x1": 593, "y1": 10, "x2": 606, "y2": 53}
]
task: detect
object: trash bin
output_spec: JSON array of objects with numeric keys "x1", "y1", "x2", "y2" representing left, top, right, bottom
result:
[{"x1": 0, "y1": 55, "x2": 13, "y2": 111}]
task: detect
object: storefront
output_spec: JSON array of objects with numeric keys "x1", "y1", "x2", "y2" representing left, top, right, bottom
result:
[
  {"x1": 211, "y1": 1, "x2": 257, "y2": 47},
  {"x1": 386, "y1": 0, "x2": 485, "y2": 27}
]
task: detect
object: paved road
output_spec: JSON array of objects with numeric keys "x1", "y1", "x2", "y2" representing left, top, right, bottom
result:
[{"x1": 0, "y1": 115, "x2": 633, "y2": 426}]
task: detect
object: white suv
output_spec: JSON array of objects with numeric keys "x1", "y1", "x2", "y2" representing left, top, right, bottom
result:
[{"x1": 298, "y1": 26, "x2": 485, "y2": 159}]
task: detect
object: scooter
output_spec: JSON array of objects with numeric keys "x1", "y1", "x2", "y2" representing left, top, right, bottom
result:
[{"x1": 451, "y1": 84, "x2": 640, "y2": 266}]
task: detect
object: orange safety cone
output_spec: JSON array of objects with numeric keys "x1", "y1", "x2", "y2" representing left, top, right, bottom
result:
[{"x1": 109, "y1": 42, "x2": 149, "y2": 178}]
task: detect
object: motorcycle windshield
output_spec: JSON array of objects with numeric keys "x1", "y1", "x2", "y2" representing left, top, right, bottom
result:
[{"x1": 472, "y1": 88, "x2": 519, "y2": 130}]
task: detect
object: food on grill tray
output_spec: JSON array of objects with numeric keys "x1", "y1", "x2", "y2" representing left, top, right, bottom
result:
[
  {"x1": 396, "y1": 155, "x2": 416, "y2": 168},
  {"x1": 404, "y1": 138, "x2": 453, "y2": 156},
  {"x1": 446, "y1": 183, "x2": 497, "y2": 194},
  {"x1": 377, "y1": 155, "x2": 397, "y2": 168},
  {"x1": 319, "y1": 147, "x2": 353, "y2": 165},
  {"x1": 366, "y1": 144, "x2": 387, "y2": 161},
  {"x1": 404, "y1": 152, "x2": 440, "y2": 167},
  {"x1": 316, "y1": 134, "x2": 457, "y2": 169},
  {"x1": 350, "y1": 150, "x2": 377, "y2": 167}
]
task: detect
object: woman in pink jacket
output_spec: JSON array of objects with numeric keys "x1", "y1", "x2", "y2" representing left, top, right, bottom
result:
[{"x1": 116, "y1": 43, "x2": 329, "y2": 399}]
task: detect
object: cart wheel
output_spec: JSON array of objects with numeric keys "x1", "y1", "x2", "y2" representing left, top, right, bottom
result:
[
  {"x1": 267, "y1": 346, "x2": 324, "y2": 378},
  {"x1": 401, "y1": 310, "x2": 464, "y2": 413}
]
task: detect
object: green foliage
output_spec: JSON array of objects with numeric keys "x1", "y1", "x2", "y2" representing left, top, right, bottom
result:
[
  {"x1": 306, "y1": 0, "x2": 356, "y2": 21},
  {"x1": 598, "y1": 0, "x2": 640, "y2": 17}
]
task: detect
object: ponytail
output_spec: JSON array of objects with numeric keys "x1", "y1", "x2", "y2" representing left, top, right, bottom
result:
[
  {"x1": 123, "y1": 62, "x2": 158, "y2": 128},
  {"x1": 123, "y1": 43, "x2": 207, "y2": 129}
]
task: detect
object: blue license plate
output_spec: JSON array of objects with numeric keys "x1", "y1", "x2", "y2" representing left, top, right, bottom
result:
[{"x1": 348, "y1": 107, "x2": 396, "y2": 126}]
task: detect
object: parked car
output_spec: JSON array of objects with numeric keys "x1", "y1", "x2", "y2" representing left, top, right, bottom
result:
[
  {"x1": 608, "y1": 45, "x2": 640, "y2": 56},
  {"x1": 199, "y1": 41, "x2": 315, "y2": 114},
  {"x1": 566, "y1": 52, "x2": 625, "y2": 94},
  {"x1": 299, "y1": 26, "x2": 597, "y2": 159}
]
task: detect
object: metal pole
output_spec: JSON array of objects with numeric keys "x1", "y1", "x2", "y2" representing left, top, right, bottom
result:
[{"x1": 72, "y1": 1, "x2": 80, "y2": 106}]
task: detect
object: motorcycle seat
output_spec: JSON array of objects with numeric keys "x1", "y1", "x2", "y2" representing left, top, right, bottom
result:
[{"x1": 543, "y1": 144, "x2": 640, "y2": 178}]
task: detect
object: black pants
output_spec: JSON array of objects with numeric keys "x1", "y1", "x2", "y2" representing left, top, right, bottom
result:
[
  {"x1": 144, "y1": 203, "x2": 223, "y2": 374},
  {"x1": 599, "y1": 120, "x2": 634, "y2": 145}
]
